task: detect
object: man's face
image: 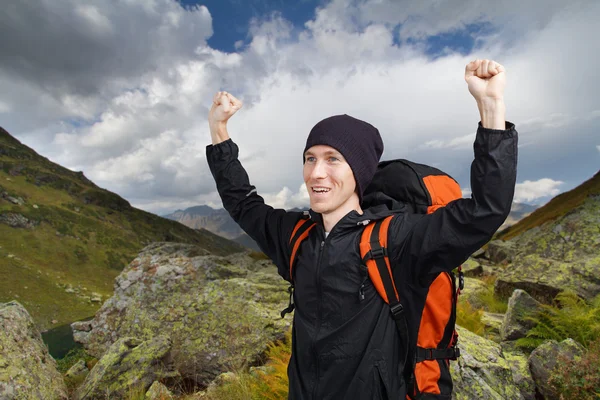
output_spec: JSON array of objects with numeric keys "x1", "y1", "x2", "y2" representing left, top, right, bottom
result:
[{"x1": 303, "y1": 145, "x2": 358, "y2": 216}]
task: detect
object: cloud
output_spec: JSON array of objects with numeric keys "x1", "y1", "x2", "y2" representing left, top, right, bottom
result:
[
  {"x1": 513, "y1": 178, "x2": 563, "y2": 203},
  {"x1": 1, "y1": 0, "x2": 598, "y2": 214},
  {"x1": 0, "y1": 0, "x2": 212, "y2": 131},
  {"x1": 597, "y1": 145, "x2": 600, "y2": 153}
]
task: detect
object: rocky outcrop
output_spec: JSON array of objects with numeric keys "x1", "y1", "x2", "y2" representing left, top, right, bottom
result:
[
  {"x1": 485, "y1": 240, "x2": 517, "y2": 265},
  {"x1": 72, "y1": 242, "x2": 290, "y2": 388},
  {"x1": 74, "y1": 336, "x2": 178, "y2": 400},
  {"x1": 501, "y1": 289, "x2": 542, "y2": 341},
  {"x1": 0, "y1": 301, "x2": 68, "y2": 399},
  {"x1": 451, "y1": 325, "x2": 534, "y2": 400},
  {"x1": 528, "y1": 338, "x2": 585, "y2": 400},
  {"x1": 495, "y1": 195, "x2": 600, "y2": 302},
  {"x1": 457, "y1": 277, "x2": 488, "y2": 308}
]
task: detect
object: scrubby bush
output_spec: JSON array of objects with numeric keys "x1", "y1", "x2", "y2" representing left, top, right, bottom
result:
[{"x1": 548, "y1": 337, "x2": 600, "y2": 400}]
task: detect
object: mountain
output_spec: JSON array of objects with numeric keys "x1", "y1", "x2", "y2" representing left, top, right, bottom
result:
[
  {"x1": 163, "y1": 206, "x2": 243, "y2": 240},
  {"x1": 499, "y1": 202, "x2": 539, "y2": 230},
  {"x1": 0, "y1": 127, "x2": 245, "y2": 330},
  {"x1": 493, "y1": 170, "x2": 600, "y2": 302}
]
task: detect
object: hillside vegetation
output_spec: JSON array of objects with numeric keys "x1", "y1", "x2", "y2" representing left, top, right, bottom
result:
[
  {"x1": 497, "y1": 171, "x2": 600, "y2": 241},
  {"x1": 0, "y1": 127, "x2": 245, "y2": 330}
]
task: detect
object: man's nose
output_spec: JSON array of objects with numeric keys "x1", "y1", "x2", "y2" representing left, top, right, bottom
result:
[{"x1": 310, "y1": 160, "x2": 327, "y2": 179}]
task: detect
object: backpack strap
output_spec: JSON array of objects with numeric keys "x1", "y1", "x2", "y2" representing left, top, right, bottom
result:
[
  {"x1": 281, "y1": 216, "x2": 316, "y2": 318},
  {"x1": 360, "y1": 216, "x2": 413, "y2": 384}
]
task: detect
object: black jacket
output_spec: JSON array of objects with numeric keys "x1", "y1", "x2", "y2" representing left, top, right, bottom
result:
[{"x1": 206, "y1": 122, "x2": 518, "y2": 399}]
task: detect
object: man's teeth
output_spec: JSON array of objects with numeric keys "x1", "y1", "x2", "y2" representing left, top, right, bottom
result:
[{"x1": 313, "y1": 188, "x2": 330, "y2": 193}]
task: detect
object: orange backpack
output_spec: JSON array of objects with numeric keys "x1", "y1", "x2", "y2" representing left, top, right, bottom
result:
[{"x1": 284, "y1": 159, "x2": 464, "y2": 399}]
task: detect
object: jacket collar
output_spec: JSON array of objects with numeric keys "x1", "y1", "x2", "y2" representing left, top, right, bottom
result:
[{"x1": 308, "y1": 204, "x2": 404, "y2": 231}]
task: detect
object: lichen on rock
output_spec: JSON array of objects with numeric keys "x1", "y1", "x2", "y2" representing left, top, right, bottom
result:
[
  {"x1": 451, "y1": 325, "x2": 531, "y2": 400},
  {"x1": 72, "y1": 242, "x2": 290, "y2": 389},
  {"x1": 0, "y1": 301, "x2": 68, "y2": 399}
]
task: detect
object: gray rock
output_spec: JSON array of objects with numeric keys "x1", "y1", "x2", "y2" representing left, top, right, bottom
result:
[
  {"x1": 457, "y1": 277, "x2": 488, "y2": 309},
  {"x1": 145, "y1": 381, "x2": 173, "y2": 399},
  {"x1": 65, "y1": 359, "x2": 89, "y2": 379},
  {"x1": 0, "y1": 213, "x2": 37, "y2": 229},
  {"x1": 461, "y1": 258, "x2": 484, "y2": 277},
  {"x1": 528, "y1": 338, "x2": 585, "y2": 400},
  {"x1": 74, "y1": 336, "x2": 179, "y2": 400},
  {"x1": 451, "y1": 326, "x2": 530, "y2": 399},
  {"x1": 0, "y1": 301, "x2": 68, "y2": 399},
  {"x1": 72, "y1": 243, "x2": 290, "y2": 389},
  {"x1": 501, "y1": 289, "x2": 542, "y2": 341},
  {"x1": 481, "y1": 312, "x2": 504, "y2": 336},
  {"x1": 485, "y1": 240, "x2": 516, "y2": 265}
]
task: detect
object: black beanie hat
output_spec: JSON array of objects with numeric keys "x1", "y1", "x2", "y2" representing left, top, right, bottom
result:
[{"x1": 303, "y1": 114, "x2": 384, "y2": 202}]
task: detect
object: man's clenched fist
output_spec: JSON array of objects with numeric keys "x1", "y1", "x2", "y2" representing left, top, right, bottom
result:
[
  {"x1": 209, "y1": 91, "x2": 243, "y2": 128},
  {"x1": 465, "y1": 59, "x2": 506, "y2": 102}
]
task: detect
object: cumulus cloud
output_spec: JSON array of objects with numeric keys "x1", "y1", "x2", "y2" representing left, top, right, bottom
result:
[
  {"x1": 1, "y1": 0, "x2": 598, "y2": 214},
  {"x1": 513, "y1": 178, "x2": 563, "y2": 203}
]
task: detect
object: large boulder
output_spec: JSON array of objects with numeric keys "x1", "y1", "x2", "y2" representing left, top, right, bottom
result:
[
  {"x1": 528, "y1": 338, "x2": 585, "y2": 400},
  {"x1": 501, "y1": 289, "x2": 542, "y2": 341},
  {"x1": 0, "y1": 301, "x2": 68, "y2": 399},
  {"x1": 495, "y1": 195, "x2": 600, "y2": 303},
  {"x1": 74, "y1": 336, "x2": 178, "y2": 400},
  {"x1": 72, "y1": 242, "x2": 290, "y2": 388},
  {"x1": 451, "y1": 325, "x2": 533, "y2": 400}
]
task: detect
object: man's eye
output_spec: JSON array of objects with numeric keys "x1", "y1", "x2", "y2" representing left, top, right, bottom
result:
[
  {"x1": 329, "y1": 157, "x2": 339, "y2": 162},
  {"x1": 306, "y1": 156, "x2": 316, "y2": 163}
]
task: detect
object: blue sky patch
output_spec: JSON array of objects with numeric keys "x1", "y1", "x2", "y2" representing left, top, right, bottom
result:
[{"x1": 180, "y1": 0, "x2": 324, "y2": 52}]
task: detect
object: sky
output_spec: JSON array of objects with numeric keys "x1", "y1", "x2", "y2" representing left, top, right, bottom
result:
[{"x1": 1, "y1": 0, "x2": 598, "y2": 215}]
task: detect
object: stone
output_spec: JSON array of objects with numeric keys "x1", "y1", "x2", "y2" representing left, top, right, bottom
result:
[
  {"x1": 528, "y1": 338, "x2": 585, "y2": 400},
  {"x1": 0, "y1": 213, "x2": 37, "y2": 229},
  {"x1": 65, "y1": 359, "x2": 89, "y2": 379},
  {"x1": 481, "y1": 312, "x2": 504, "y2": 336},
  {"x1": 461, "y1": 258, "x2": 484, "y2": 277},
  {"x1": 457, "y1": 277, "x2": 488, "y2": 309},
  {"x1": 450, "y1": 326, "x2": 531, "y2": 399},
  {"x1": 500, "y1": 289, "x2": 542, "y2": 341},
  {"x1": 72, "y1": 243, "x2": 291, "y2": 389},
  {"x1": 74, "y1": 336, "x2": 179, "y2": 400},
  {"x1": 485, "y1": 240, "x2": 516, "y2": 265},
  {"x1": 0, "y1": 301, "x2": 68, "y2": 399},
  {"x1": 145, "y1": 381, "x2": 173, "y2": 399}
]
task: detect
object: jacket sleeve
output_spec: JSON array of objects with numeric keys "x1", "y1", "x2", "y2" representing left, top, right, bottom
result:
[
  {"x1": 389, "y1": 122, "x2": 518, "y2": 285},
  {"x1": 206, "y1": 139, "x2": 301, "y2": 282}
]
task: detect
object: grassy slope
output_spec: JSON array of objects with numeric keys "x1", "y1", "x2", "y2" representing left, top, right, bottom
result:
[
  {"x1": 496, "y1": 171, "x2": 600, "y2": 241},
  {"x1": 0, "y1": 128, "x2": 245, "y2": 330}
]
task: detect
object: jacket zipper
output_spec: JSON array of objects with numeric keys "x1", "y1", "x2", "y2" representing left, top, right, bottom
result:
[{"x1": 312, "y1": 237, "x2": 325, "y2": 399}]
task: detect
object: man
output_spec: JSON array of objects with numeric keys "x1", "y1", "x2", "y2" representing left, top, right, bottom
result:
[{"x1": 206, "y1": 59, "x2": 517, "y2": 399}]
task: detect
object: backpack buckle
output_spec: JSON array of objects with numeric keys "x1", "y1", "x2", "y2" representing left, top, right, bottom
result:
[
  {"x1": 389, "y1": 302, "x2": 404, "y2": 320},
  {"x1": 369, "y1": 247, "x2": 387, "y2": 259}
]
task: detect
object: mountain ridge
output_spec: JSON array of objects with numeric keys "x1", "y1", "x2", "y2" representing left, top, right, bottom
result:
[{"x1": 0, "y1": 127, "x2": 246, "y2": 330}]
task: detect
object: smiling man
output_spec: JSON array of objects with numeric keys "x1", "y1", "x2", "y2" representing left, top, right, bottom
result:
[{"x1": 206, "y1": 59, "x2": 518, "y2": 399}]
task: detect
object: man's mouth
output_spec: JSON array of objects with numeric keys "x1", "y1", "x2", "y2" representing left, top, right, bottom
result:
[{"x1": 312, "y1": 187, "x2": 331, "y2": 194}]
